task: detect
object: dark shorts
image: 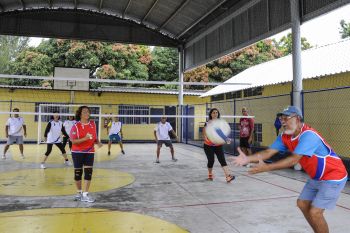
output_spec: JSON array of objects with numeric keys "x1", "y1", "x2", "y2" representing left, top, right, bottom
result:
[
  {"x1": 157, "y1": 140, "x2": 173, "y2": 148},
  {"x1": 109, "y1": 134, "x2": 122, "y2": 142},
  {"x1": 240, "y1": 137, "x2": 251, "y2": 148},
  {"x1": 72, "y1": 152, "x2": 94, "y2": 168}
]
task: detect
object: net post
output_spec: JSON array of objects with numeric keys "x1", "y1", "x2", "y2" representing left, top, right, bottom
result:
[
  {"x1": 98, "y1": 106, "x2": 102, "y2": 142},
  {"x1": 37, "y1": 104, "x2": 42, "y2": 144}
]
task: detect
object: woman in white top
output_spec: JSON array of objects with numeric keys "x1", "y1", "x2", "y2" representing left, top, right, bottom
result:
[
  {"x1": 40, "y1": 112, "x2": 71, "y2": 169},
  {"x1": 63, "y1": 115, "x2": 76, "y2": 152}
]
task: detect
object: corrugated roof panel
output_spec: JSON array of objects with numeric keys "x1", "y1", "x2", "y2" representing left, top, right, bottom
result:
[{"x1": 201, "y1": 39, "x2": 350, "y2": 97}]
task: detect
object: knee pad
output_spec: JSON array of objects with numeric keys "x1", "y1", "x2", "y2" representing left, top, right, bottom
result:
[
  {"x1": 84, "y1": 167, "x2": 93, "y2": 180},
  {"x1": 74, "y1": 168, "x2": 83, "y2": 181}
]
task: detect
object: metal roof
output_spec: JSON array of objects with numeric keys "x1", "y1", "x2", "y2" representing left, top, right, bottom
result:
[
  {"x1": 0, "y1": 0, "x2": 348, "y2": 71},
  {"x1": 201, "y1": 39, "x2": 350, "y2": 97}
]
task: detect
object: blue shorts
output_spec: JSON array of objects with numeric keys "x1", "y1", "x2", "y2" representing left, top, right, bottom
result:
[
  {"x1": 109, "y1": 134, "x2": 121, "y2": 142},
  {"x1": 298, "y1": 178, "x2": 347, "y2": 210}
]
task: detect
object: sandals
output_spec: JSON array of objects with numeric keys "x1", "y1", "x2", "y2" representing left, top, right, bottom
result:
[{"x1": 226, "y1": 174, "x2": 235, "y2": 183}]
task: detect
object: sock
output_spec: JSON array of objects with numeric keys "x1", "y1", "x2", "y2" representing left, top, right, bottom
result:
[
  {"x1": 77, "y1": 190, "x2": 82, "y2": 194},
  {"x1": 83, "y1": 192, "x2": 88, "y2": 197},
  {"x1": 65, "y1": 159, "x2": 68, "y2": 161}
]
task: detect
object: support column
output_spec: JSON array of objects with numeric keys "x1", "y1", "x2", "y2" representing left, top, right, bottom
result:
[
  {"x1": 178, "y1": 46, "x2": 184, "y2": 142},
  {"x1": 290, "y1": 0, "x2": 303, "y2": 109}
]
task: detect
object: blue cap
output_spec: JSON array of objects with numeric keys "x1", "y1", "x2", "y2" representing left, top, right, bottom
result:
[{"x1": 279, "y1": 106, "x2": 303, "y2": 118}]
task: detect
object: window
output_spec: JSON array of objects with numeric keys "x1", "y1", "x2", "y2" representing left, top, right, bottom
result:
[
  {"x1": 229, "y1": 123, "x2": 240, "y2": 139},
  {"x1": 243, "y1": 87, "x2": 263, "y2": 97},
  {"x1": 118, "y1": 105, "x2": 149, "y2": 124},
  {"x1": 254, "y1": 123, "x2": 262, "y2": 142},
  {"x1": 226, "y1": 91, "x2": 242, "y2": 99},
  {"x1": 150, "y1": 108, "x2": 164, "y2": 123},
  {"x1": 35, "y1": 102, "x2": 69, "y2": 122},
  {"x1": 211, "y1": 94, "x2": 225, "y2": 102}
]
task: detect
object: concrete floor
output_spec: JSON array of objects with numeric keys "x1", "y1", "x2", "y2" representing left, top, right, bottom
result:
[{"x1": 0, "y1": 143, "x2": 349, "y2": 233}]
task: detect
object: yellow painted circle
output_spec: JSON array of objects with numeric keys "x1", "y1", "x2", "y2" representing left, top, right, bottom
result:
[
  {"x1": 11, "y1": 144, "x2": 119, "y2": 163},
  {"x1": 0, "y1": 168, "x2": 134, "y2": 196},
  {"x1": 0, "y1": 208, "x2": 189, "y2": 233}
]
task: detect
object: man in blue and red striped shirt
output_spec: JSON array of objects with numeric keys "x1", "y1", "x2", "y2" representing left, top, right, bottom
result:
[{"x1": 232, "y1": 106, "x2": 347, "y2": 233}]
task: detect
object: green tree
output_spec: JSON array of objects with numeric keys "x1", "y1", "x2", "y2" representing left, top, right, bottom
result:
[
  {"x1": 275, "y1": 33, "x2": 312, "y2": 56},
  {"x1": 148, "y1": 47, "x2": 178, "y2": 83},
  {"x1": 0, "y1": 36, "x2": 29, "y2": 73},
  {"x1": 8, "y1": 50, "x2": 53, "y2": 86},
  {"x1": 339, "y1": 20, "x2": 350, "y2": 39},
  {"x1": 103, "y1": 44, "x2": 151, "y2": 81}
]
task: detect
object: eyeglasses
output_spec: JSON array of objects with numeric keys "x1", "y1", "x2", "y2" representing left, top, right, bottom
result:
[{"x1": 280, "y1": 115, "x2": 296, "y2": 122}]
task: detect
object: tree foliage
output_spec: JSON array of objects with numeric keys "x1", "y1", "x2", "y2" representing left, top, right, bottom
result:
[
  {"x1": 8, "y1": 50, "x2": 52, "y2": 86},
  {"x1": 0, "y1": 36, "x2": 29, "y2": 73},
  {"x1": 339, "y1": 20, "x2": 350, "y2": 39},
  {"x1": 149, "y1": 47, "x2": 178, "y2": 82},
  {"x1": 4, "y1": 34, "x2": 313, "y2": 90},
  {"x1": 274, "y1": 33, "x2": 312, "y2": 56}
]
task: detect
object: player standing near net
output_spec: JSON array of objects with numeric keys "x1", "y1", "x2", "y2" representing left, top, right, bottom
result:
[
  {"x1": 232, "y1": 106, "x2": 347, "y2": 233},
  {"x1": 239, "y1": 107, "x2": 254, "y2": 156},
  {"x1": 3, "y1": 108, "x2": 27, "y2": 159},
  {"x1": 63, "y1": 115, "x2": 76, "y2": 153},
  {"x1": 70, "y1": 106, "x2": 103, "y2": 203},
  {"x1": 203, "y1": 108, "x2": 235, "y2": 182},
  {"x1": 107, "y1": 116, "x2": 125, "y2": 155},
  {"x1": 154, "y1": 117, "x2": 178, "y2": 163},
  {"x1": 40, "y1": 112, "x2": 71, "y2": 169}
]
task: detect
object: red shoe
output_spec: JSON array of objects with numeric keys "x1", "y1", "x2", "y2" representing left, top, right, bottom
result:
[
  {"x1": 226, "y1": 174, "x2": 235, "y2": 183},
  {"x1": 207, "y1": 174, "x2": 213, "y2": 181}
]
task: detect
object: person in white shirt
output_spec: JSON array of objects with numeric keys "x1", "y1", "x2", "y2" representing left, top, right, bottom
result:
[
  {"x1": 40, "y1": 112, "x2": 71, "y2": 169},
  {"x1": 3, "y1": 108, "x2": 27, "y2": 159},
  {"x1": 63, "y1": 115, "x2": 76, "y2": 152},
  {"x1": 107, "y1": 116, "x2": 125, "y2": 155},
  {"x1": 154, "y1": 117, "x2": 178, "y2": 163}
]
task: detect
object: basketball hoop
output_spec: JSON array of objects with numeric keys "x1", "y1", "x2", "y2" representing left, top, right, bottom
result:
[{"x1": 67, "y1": 80, "x2": 76, "y2": 90}]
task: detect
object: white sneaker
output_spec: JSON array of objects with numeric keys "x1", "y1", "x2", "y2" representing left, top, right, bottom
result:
[
  {"x1": 1, "y1": 155, "x2": 6, "y2": 160},
  {"x1": 294, "y1": 163, "x2": 302, "y2": 171},
  {"x1": 74, "y1": 192, "x2": 82, "y2": 201},
  {"x1": 155, "y1": 159, "x2": 160, "y2": 163},
  {"x1": 172, "y1": 158, "x2": 178, "y2": 162},
  {"x1": 64, "y1": 160, "x2": 72, "y2": 166},
  {"x1": 40, "y1": 163, "x2": 46, "y2": 169},
  {"x1": 21, "y1": 154, "x2": 25, "y2": 159},
  {"x1": 81, "y1": 193, "x2": 95, "y2": 203}
]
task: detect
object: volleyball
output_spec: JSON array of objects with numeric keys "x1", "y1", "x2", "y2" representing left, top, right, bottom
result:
[{"x1": 205, "y1": 119, "x2": 231, "y2": 144}]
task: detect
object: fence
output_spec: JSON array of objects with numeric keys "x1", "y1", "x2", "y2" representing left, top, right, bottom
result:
[{"x1": 183, "y1": 86, "x2": 350, "y2": 158}]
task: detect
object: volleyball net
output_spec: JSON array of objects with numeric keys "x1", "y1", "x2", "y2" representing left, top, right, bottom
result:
[{"x1": 0, "y1": 73, "x2": 253, "y2": 149}]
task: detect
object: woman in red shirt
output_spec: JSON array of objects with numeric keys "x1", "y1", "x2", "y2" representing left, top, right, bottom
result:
[
  {"x1": 203, "y1": 108, "x2": 235, "y2": 182},
  {"x1": 70, "y1": 106, "x2": 102, "y2": 203}
]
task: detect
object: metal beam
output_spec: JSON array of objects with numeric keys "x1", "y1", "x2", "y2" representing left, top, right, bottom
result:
[
  {"x1": 0, "y1": 74, "x2": 251, "y2": 86},
  {"x1": 98, "y1": 0, "x2": 104, "y2": 12},
  {"x1": 123, "y1": 0, "x2": 132, "y2": 18},
  {"x1": 19, "y1": 0, "x2": 25, "y2": 10},
  {"x1": 158, "y1": 0, "x2": 191, "y2": 30},
  {"x1": 141, "y1": 0, "x2": 160, "y2": 24},
  {"x1": 176, "y1": 0, "x2": 227, "y2": 39}
]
